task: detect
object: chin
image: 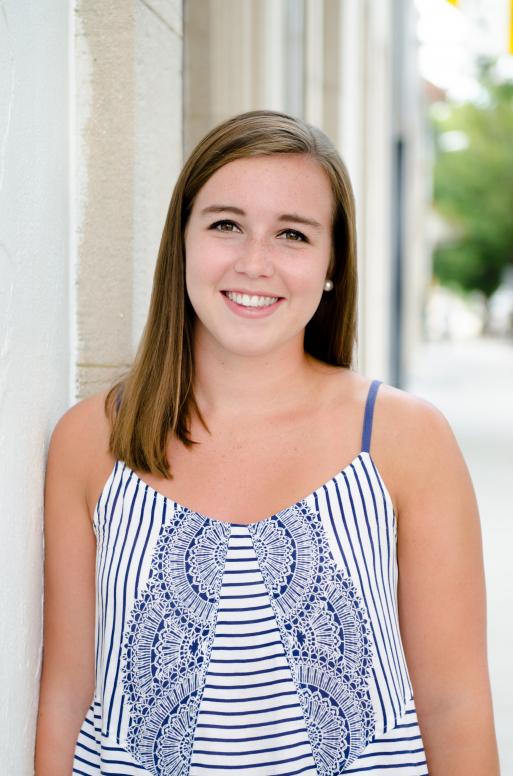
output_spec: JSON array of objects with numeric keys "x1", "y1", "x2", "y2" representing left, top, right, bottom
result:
[{"x1": 222, "y1": 341, "x2": 278, "y2": 358}]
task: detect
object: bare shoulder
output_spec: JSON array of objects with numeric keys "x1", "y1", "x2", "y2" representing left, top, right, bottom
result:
[
  {"x1": 47, "y1": 389, "x2": 116, "y2": 520},
  {"x1": 313, "y1": 367, "x2": 462, "y2": 514},
  {"x1": 375, "y1": 379, "x2": 454, "y2": 442},
  {"x1": 49, "y1": 389, "x2": 113, "y2": 462},
  {"x1": 372, "y1": 379, "x2": 470, "y2": 516},
  {"x1": 320, "y1": 367, "x2": 457, "y2": 458}
]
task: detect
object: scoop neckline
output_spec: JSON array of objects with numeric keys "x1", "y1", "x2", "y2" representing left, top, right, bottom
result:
[{"x1": 117, "y1": 451, "x2": 371, "y2": 529}]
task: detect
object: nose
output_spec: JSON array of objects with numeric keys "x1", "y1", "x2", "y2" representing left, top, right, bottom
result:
[{"x1": 233, "y1": 235, "x2": 274, "y2": 277}]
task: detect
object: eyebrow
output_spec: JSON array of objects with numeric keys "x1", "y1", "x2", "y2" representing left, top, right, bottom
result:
[{"x1": 199, "y1": 204, "x2": 323, "y2": 230}]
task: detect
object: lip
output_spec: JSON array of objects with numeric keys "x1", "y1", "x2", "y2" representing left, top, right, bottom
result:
[
  {"x1": 221, "y1": 289, "x2": 284, "y2": 299},
  {"x1": 220, "y1": 290, "x2": 284, "y2": 318}
]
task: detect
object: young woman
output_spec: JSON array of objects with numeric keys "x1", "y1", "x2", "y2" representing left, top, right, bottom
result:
[{"x1": 35, "y1": 109, "x2": 499, "y2": 775}]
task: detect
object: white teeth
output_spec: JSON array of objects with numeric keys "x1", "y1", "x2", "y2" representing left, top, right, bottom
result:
[{"x1": 226, "y1": 291, "x2": 279, "y2": 307}]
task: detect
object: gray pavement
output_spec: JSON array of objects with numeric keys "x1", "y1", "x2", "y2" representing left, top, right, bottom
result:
[{"x1": 406, "y1": 335, "x2": 513, "y2": 773}]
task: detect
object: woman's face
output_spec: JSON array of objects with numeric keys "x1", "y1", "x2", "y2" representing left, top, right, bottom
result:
[{"x1": 184, "y1": 153, "x2": 334, "y2": 358}]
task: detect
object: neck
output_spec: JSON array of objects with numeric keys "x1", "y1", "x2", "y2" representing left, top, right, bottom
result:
[{"x1": 191, "y1": 329, "x2": 319, "y2": 422}]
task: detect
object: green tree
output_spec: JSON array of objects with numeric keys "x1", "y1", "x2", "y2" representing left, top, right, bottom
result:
[{"x1": 431, "y1": 58, "x2": 513, "y2": 315}]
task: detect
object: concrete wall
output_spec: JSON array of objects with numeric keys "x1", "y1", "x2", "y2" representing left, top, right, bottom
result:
[
  {"x1": 0, "y1": 1, "x2": 183, "y2": 771},
  {"x1": 74, "y1": 0, "x2": 183, "y2": 398},
  {"x1": 0, "y1": 2, "x2": 70, "y2": 772}
]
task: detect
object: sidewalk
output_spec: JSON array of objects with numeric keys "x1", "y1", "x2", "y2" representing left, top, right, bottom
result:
[{"x1": 406, "y1": 335, "x2": 513, "y2": 772}]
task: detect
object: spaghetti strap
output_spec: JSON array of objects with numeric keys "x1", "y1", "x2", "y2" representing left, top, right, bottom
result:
[{"x1": 361, "y1": 378, "x2": 383, "y2": 454}]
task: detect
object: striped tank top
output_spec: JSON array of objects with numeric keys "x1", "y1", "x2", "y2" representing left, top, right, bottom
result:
[{"x1": 73, "y1": 378, "x2": 428, "y2": 775}]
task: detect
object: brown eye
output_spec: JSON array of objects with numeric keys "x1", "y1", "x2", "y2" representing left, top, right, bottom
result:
[
  {"x1": 210, "y1": 220, "x2": 239, "y2": 232},
  {"x1": 280, "y1": 229, "x2": 307, "y2": 242}
]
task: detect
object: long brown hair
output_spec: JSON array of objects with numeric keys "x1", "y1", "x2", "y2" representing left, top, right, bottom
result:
[{"x1": 105, "y1": 109, "x2": 359, "y2": 477}]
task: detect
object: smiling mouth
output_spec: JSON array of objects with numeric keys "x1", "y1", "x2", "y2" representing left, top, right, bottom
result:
[
  {"x1": 221, "y1": 290, "x2": 284, "y2": 311},
  {"x1": 221, "y1": 290, "x2": 283, "y2": 306}
]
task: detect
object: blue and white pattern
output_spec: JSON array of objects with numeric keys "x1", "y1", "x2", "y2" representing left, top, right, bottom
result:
[{"x1": 73, "y1": 379, "x2": 429, "y2": 775}]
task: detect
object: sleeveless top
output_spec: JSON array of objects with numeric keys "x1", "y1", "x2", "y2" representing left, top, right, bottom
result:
[{"x1": 73, "y1": 378, "x2": 428, "y2": 775}]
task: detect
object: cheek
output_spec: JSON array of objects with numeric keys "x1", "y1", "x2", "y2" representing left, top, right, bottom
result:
[
  {"x1": 289, "y1": 262, "x2": 327, "y2": 292},
  {"x1": 185, "y1": 236, "x2": 207, "y2": 275},
  {"x1": 184, "y1": 245, "x2": 205, "y2": 302},
  {"x1": 185, "y1": 239, "x2": 227, "y2": 290}
]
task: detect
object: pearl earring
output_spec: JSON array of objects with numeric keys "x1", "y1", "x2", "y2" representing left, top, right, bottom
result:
[{"x1": 323, "y1": 279, "x2": 333, "y2": 292}]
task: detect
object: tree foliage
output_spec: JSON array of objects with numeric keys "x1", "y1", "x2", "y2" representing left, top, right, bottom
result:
[{"x1": 431, "y1": 58, "x2": 513, "y2": 298}]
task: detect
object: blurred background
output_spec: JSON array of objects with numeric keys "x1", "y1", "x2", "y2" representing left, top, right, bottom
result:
[{"x1": 1, "y1": 0, "x2": 512, "y2": 772}]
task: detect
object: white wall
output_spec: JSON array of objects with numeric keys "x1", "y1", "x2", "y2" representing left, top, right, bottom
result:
[
  {"x1": 0, "y1": 2, "x2": 71, "y2": 772},
  {"x1": 0, "y1": 1, "x2": 183, "y2": 771}
]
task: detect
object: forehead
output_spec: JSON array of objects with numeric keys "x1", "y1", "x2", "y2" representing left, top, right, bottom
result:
[{"x1": 192, "y1": 154, "x2": 333, "y2": 222}]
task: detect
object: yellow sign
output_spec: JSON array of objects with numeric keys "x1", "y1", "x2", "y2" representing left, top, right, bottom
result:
[{"x1": 446, "y1": 0, "x2": 459, "y2": 5}]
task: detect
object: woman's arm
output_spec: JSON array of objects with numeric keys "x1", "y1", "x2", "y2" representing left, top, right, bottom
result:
[
  {"x1": 395, "y1": 396, "x2": 499, "y2": 774},
  {"x1": 34, "y1": 403, "x2": 97, "y2": 775}
]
